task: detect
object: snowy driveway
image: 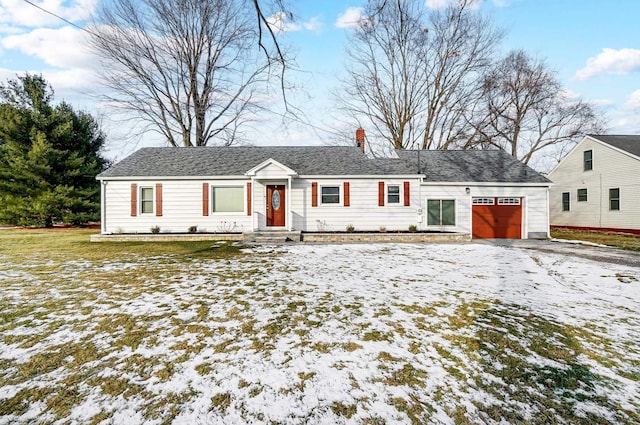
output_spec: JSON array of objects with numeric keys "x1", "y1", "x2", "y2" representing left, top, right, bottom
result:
[{"x1": 0, "y1": 242, "x2": 639, "y2": 424}]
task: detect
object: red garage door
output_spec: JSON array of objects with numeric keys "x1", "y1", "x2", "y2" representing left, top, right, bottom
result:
[{"x1": 472, "y1": 197, "x2": 522, "y2": 239}]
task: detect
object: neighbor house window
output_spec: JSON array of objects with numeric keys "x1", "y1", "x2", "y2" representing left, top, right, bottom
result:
[
  {"x1": 583, "y1": 150, "x2": 593, "y2": 171},
  {"x1": 609, "y1": 188, "x2": 620, "y2": 211},
  {"x1": 562, "y1": 192, "x2": 570, "y2": 211},
  {"x1": 387, "y1": 185, "x2": 400, "y2": 204},
  {"x1": 140, "y1": 187, "x2": 154, "y2": 214},
  {"x1": 321, "y1": 186, "x2": 340, "y2": 204},
  {"x1": 427, "y1": 200, "x2": 455, "y2": 226},
  {"x1": 212, "y1": 186, "x2": 243, "y2": 212},
  {"x1": 577, "y1": 188, "x2": 588, "y2": 202}
]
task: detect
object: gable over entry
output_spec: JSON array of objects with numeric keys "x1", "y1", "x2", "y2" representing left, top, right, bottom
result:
[{"x1": 245, "y1": 158, "x2": 297, "y2": 231}]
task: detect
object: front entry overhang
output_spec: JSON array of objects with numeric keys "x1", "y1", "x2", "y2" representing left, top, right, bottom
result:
[{"x1": 245, "y1": 158, "x2": 297, "y2": 231}]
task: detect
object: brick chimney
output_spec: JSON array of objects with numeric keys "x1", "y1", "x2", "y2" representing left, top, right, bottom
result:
[{"x1": 355, "y1": 128, "x2": 365, "y2": 153}]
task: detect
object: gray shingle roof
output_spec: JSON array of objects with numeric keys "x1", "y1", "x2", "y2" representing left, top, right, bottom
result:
[
  {"x1": 589, "y1": 135, "x2": 640, "y2": 158},
  {"x1": 395, "y1": 149, "x2": 551, "y2": 183},
  {"x1": 98, "y1": 146, "x2": 412, "y2": 178},
  {"x1": 98, "y1": 145, "x2": 550, "y2": 184}
]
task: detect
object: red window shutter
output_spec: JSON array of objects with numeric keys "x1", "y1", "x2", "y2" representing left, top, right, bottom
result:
[
  {"x1": 202, "y1": 183, "x2": 209, "y2": 216},
  {"x1": 311, "y1": 182, "x2": 318, "y2": 207},
  {"x1": 344, "y1": 182, "x2": 350, "y2": 207},
  {"x1": 378, "y1": 181, "x2": 385, "y2": 206},
  {"x1": 247, "y1": 182, "x2": 252, "y2": 216},
  {"x1": 130, "y1": 183, "x2": 137, "y2": 217},
  {"x1": 404, "y1": 181, "x2": 410, "y2": 206},
  {"x1": 155, "y1": 183, "x2": 163, "y2": 216}
]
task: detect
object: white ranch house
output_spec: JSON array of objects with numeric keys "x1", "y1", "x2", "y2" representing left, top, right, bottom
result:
[
  {"x1": 549, "y1": 134, "x2": 640, "y2": 234},
  {"x1": 97, "y1": 137, "x2": 551, "y2": 239}
]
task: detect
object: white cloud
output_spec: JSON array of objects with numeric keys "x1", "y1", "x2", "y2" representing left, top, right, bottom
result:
[
  {"x1": 575, "y1": 48, "x2": 640, "y2": 80},
  {"x1": 425, "y1": 0, "x2": 451, "y2": 9},
  {"x1": 0, "y1": 0, "x2": 96, "y2": 29},
  {"x1": 559, "y1": 88, "x2": 580, "y2": 100},
  {"x1": 335, "y1": 7, "x2": 365, "y2": 29},
  {"x1": 44, "y1": 67, "x2": 99, "y2": 94},
  {"x1": 266, "y1": 12, "x2": 324, "y2": 34},
  {"x1": 624, "y1": 89, "x2": 640, "y2": 110},
  {"x1": 2, "y1": 26, "x2": 95, "y2": 69},
  {"x1": 425, "y1": 0, "x2": 481, "y2": 10},
  {"x1": 265, "y1": 11, "x2": 301, "y2": 34},
  {"x1": 303, "y1": 16, "x2": 324, "y2": 32}
]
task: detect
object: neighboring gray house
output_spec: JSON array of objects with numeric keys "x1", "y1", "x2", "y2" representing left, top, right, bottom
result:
[
  {"x1": 97, "y1": 136, "x2": 551, "y2": 239},
  {"x1": 549, "y1": 134, "x2": 640, "y2": 234}
]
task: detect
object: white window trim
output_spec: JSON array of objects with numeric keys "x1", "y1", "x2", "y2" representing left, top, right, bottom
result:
[
  {"x1": 320, "y1": 185, "x2": 341, "y2": 205},
  {"x1": 140, "y1": 186, "x2": 154, "y2": 215},
  {"x1": 584, "y1": 150, "x2": 593, "y2": 171},
  {"x1": 387, "y1": 184, "x2": 401, "y2": 204},
  {"x1": 211, "y1": 185, "x2": 245, "y2": 215},
  {"x1": 577, "y1": 189, "x2": 588, "y2": 202},
  {"x1": 497, "y1": 197, "x2": 521, "y2": 205},
  {"x1": 609, "y1": 188, "x2": 620, "y2": 211},
  {"x1": 562, "y1": 192, "x2": 570, "y2": 212},
  {"x1": 472, "y1": 197, "x2": 495, "y2": 205},
  {"x1": 426, "y1": 199, "x2": 457, "y2": 227}
]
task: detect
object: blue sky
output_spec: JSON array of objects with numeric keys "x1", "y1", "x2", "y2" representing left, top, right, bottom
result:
[{"x1": 1, "y1": 0, "x2": 639, "y2": 161}]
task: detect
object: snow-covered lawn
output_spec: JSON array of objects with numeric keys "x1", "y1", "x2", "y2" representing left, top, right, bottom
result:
[{"x1": 0, "y1": 242, "x2": 639, "y2": 424}]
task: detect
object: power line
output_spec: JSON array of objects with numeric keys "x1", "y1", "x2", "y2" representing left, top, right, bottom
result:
[{"x1": 20, "y1": 0, "x2": 91, "y2": 34}]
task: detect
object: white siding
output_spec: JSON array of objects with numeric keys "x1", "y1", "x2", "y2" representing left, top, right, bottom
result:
[
  {"x1": 421, "y1": 185, "x2": 470, "y2": 233},
  {"x1": 290, "y1": 178, "x2": 421, "y2": 232},
  {"x1": 422, "y1": 185, "x2": 549, "y2": 238},
  {"x1": 101, "y1": 177, "x2": 549, "y2": 238},
  {"x1": 549, "y1": 137, "x2": 640, "y2": 230},
  {"x1": 102, "y1": 180, "x2": 252, "y2": 234}
]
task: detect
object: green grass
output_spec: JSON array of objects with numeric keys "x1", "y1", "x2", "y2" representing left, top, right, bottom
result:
[
  {"x1": 0, "y1": 229, "x2": 637, "y2": 424},
  {"x1": 551, "y1": 228, "x2": 640, "y2": 251},
  {"x1": 0, "y1": 228, "x2": 246, "y2": 262}
]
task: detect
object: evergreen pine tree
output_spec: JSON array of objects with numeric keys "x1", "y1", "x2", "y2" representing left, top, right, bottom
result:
[{"x1": 0, "y1": 74, "x2": 108, "y2": 226}]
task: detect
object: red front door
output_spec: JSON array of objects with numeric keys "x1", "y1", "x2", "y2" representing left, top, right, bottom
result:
[{"x1": 266, "y1": 185, "x2": 285, "y2": 227}]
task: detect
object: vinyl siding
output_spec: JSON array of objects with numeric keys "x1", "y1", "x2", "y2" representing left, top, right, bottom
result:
[
  {"x1": 421, "y1": 185, "x2": 470, "y2": 233},
  {"x1": 421, "y1": 185, "x2": 549, "y2": 238},
  {"x1": 103, "y1": 180, "x2": 252, "y2": 234},
  {"x1": 549, "y1": 137, "x2": 640, "y2": 230},
  {"x1": 101, "y1": 178, "x2": 549, "y2": 237},
  {"x1": 291, "y1": 178, "x2": 421, "y2": 232}
]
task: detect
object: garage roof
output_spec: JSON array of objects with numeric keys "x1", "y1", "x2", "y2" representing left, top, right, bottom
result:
[{"x1": 395, "y1": 149, "x2": 551, "y2": 183}]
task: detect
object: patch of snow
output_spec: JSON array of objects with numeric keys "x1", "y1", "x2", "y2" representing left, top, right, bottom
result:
[{"x1": 0, "y1": 242, "x2": 638, "y2": 423}]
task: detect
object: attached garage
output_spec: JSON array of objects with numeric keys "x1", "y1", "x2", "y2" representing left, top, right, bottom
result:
[{"x1": 472, "y1": 197, "x2": 522, "y2": 239}]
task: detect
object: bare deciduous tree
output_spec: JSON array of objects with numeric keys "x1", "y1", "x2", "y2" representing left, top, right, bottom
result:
[
  {"x1": 338, "y1": 0, "x2": 502, "y2": 151},
  {"x1": 89, "y1": 0, "x2": 282, "y2": 147},
  {"x1": 473, "y1": 50, "x2": 606, "y2": 165}
]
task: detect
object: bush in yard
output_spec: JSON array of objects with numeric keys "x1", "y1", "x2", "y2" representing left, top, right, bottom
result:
[
  {"x1": 0, "y1": 73, "x2": 109, "y2": 227},
  {"x1": 151, "y1": 226, "x2": 160, "y2": 234}
]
